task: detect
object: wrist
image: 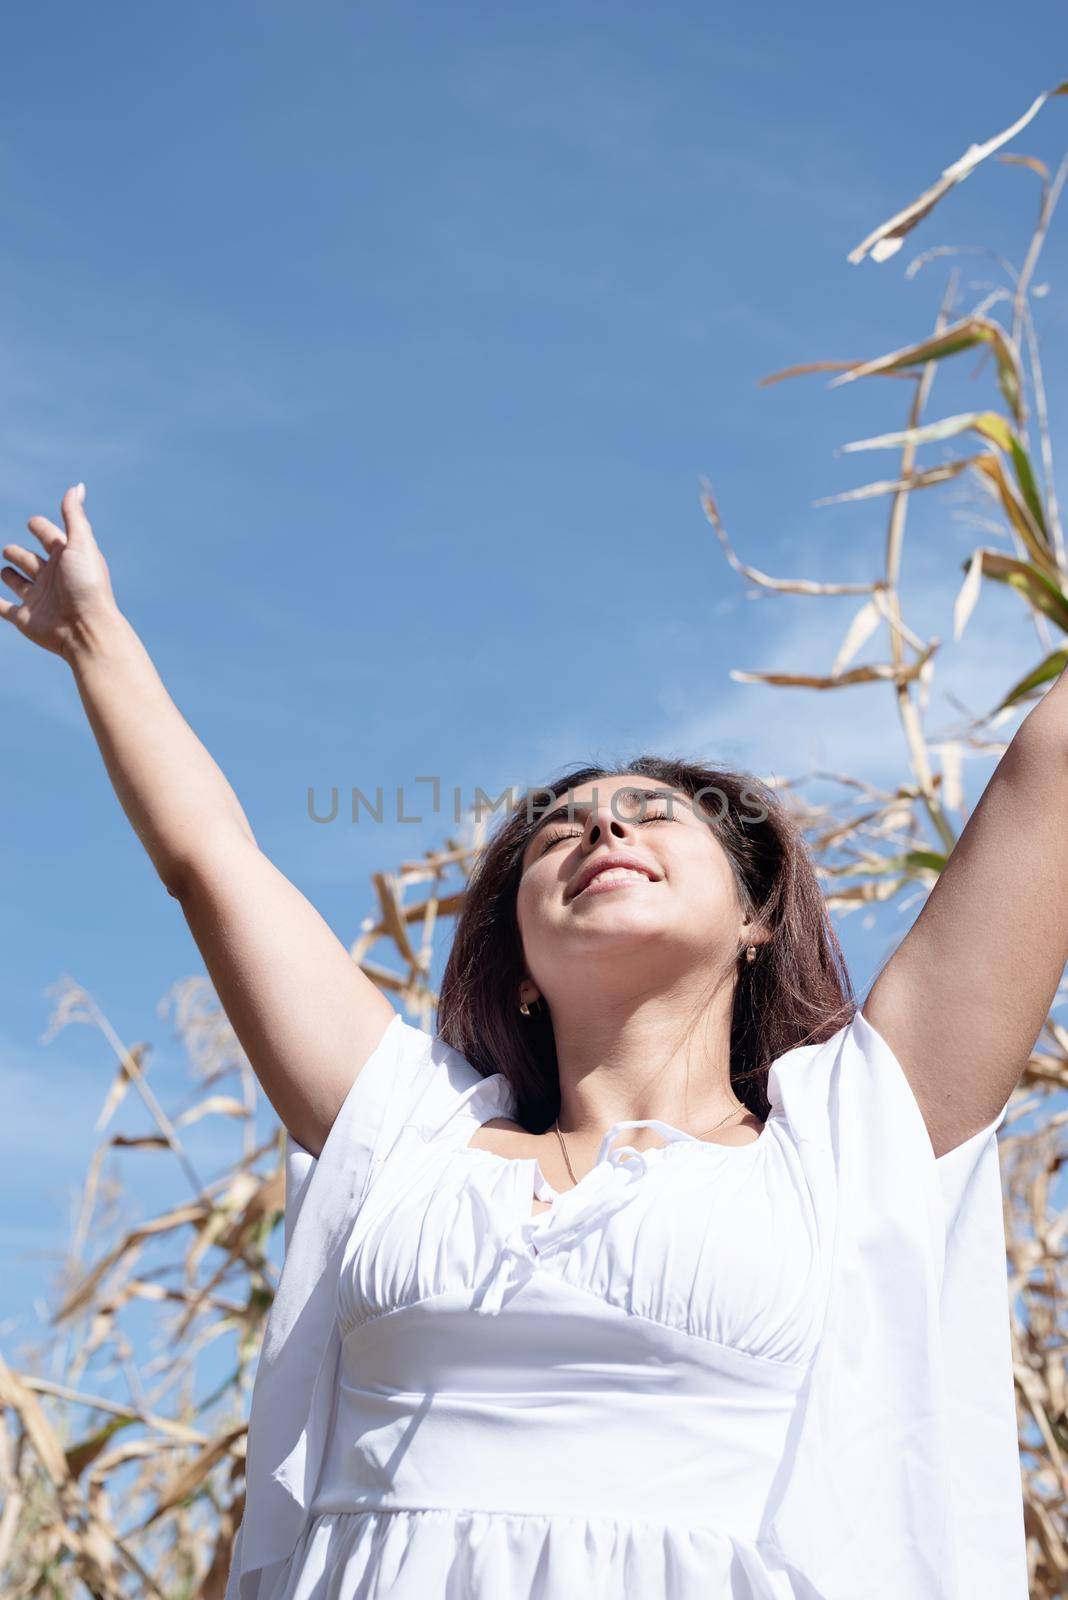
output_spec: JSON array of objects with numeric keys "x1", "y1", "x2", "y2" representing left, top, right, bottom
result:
[{"x1": 61, "y1": 604, "x2": 134, "y2": 669}]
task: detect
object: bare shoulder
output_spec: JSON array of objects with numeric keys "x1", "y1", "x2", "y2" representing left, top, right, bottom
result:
[{"x1": 467, "y1": 1115, "x2": 546, "y2": 1156}]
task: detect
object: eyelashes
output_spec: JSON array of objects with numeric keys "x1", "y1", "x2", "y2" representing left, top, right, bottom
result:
[{"x1": 537, "y1": 809, "x2": 679, "y2": 857}]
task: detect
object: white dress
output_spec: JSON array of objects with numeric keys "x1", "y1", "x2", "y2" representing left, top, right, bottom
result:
[{"x1": 225, "y1": 1008, "x2": 1028, "y2": 1600}]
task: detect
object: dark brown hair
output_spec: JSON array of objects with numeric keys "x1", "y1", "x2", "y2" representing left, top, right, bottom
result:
[{"x1": 436, "y1": 754, "x2": 855, "y2": 1132}]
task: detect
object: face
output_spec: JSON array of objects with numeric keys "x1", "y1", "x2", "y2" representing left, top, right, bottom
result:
[{"x1": 515, "y1": 773, "x2": 758, "y2": 1007}]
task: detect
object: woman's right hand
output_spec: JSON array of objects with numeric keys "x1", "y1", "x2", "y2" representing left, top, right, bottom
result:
[{"x1": 1, "y1": 484, "x2": 120, "y2": 660}]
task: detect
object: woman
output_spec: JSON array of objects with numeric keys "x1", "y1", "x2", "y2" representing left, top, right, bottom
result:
[{"x1": 4, "y1": 486, "x2": 1057, "y2": 1599}]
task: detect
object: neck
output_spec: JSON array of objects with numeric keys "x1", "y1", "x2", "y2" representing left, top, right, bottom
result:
[{"x1": 547, "y1": 968, "x2": 742, "y2": 1149}]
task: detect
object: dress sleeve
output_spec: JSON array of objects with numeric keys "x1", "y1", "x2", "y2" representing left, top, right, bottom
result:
[
  {"x1": 226, "y1": 1010, "x2": 487, "y2": 1600},
  {"x1": 848, "y1": 1005, "x2": 1010, "y2": 1240},
  {"x1": 282, "y1": 1010, "x2": 484, "y2": 1245},
  {"x1": 760, "y1": 1006, "x2": 1028, "y2": 1600}
]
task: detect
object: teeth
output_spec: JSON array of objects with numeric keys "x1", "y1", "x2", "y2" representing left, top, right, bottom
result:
[{"x1": 585, "y1": 868, "x2": 648, "y2": 890}]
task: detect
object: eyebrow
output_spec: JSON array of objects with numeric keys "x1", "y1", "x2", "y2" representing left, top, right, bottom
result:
[{"x1": 525, "y1": 788, "x2": 686, "y2": 848}]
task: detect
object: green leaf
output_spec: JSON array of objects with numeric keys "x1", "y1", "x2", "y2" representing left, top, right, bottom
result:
[
  {"x1": 904, "y1": 849, "x2": 950, "y2": 875},
  {"x1": 1006, "y1": 434, "x2": 1049, "y2": 540},
  {"x1": 966, "y1": 552, "x2": 1068, "y2": 633},
  {"x1": 972, "y1": 457, "x2": 1057, "y2": 573},
  {"x1": 862, "y1": 849, "x2": 948, "y2": 877},
  {"x1": 993, "y1": 650, "x2": 1068, "y2": 712}
]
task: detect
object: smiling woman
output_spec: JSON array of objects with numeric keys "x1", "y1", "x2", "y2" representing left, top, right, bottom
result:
[
  {"x1": 1, "y1": 492, "x2": 1035, "y2": 1599},
  {"x1": 231, "y1": 759, "x2": 1027, "y2": 1600}
]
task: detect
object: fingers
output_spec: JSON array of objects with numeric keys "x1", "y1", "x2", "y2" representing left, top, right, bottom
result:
[
  {"x1": 26, "y1": 481, "x2": 91, "y2": 553},
  {"x1": 60, "y1": 483, "x2": 92, "y2": 546},
  {"x1": 1, "y1": 563, "x2": 32, "y2": 598},
  {"x1": 26, "y1": 515, "x2": 67, "y2": 555},
  {"x1": 3, "y1": 484, "x2": 89, "y2": 628},
  {"x1": 2, "y1": 543, "x2": 43, "y2": 580}
]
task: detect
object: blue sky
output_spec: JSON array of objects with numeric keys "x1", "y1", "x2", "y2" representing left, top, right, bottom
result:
[{"x1": 2, "y1": 2, "x2": 1066, "y2": 1346}]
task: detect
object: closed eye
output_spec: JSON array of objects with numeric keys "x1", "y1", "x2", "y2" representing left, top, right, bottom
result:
[{"x1": 537, "y1": 809, "x2": 680, "y2": 857}]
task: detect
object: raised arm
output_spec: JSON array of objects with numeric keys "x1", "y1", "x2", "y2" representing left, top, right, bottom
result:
[
  {"x1": 862, "y1": 662, "x2": 1068, "y2": 1159},
  {"x1": 2, "y1": 485, "x2": 395, "y2": 1157}
]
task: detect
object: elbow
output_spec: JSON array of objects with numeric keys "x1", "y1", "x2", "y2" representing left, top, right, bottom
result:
[{"x1": 162, "y1": 860, "x2": 191, "y2": 901}]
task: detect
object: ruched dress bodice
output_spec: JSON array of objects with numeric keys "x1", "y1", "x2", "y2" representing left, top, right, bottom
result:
[{"x1": 287, "y1": 1084, "x2": 826, "y2": 1596}]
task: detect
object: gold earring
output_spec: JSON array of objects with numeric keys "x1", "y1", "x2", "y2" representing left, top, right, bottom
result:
[
  {"x1": 519, "y1": 1000, "x2": 531, "y2": 1016},
  {"x1": 745, "y1": 944, "x2": 756, "y2": 962}
]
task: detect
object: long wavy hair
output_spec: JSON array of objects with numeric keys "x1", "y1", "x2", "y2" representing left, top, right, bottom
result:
[{"x1": 436, "y1": 754, "x2": 856, "y2": 1132}]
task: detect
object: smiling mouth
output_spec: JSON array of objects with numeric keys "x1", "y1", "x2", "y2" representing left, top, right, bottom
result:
[{"x1": 575, "y1": 867, "x2": 655, "y2": 897}]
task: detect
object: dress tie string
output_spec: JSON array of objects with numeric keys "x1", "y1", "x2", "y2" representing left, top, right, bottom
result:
[{"x1": 473, "y1": 1120, "x2": 689, "y2": 1316}]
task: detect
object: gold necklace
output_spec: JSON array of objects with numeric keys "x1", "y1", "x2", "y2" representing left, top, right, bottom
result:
[{"x1": 552, "y1": 1101, "x2": 748, "y2": 1188}]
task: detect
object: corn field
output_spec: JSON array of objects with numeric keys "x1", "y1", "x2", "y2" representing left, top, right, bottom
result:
[{"x1": 2, "y1": 82, "x2": 1067, "y2": 1598}]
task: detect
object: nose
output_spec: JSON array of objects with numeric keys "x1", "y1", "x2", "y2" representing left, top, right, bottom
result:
[{"x1": 579, "y1": 793, "x2": 637, "y2": 851}]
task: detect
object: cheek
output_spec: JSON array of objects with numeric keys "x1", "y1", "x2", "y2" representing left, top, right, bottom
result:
[
  {"x1": 515, "y1": 878, "x2": 530, "y2": 934},
  {"x1": 516, "y1": 865, "x2": 565, "y2": 935},
  {"x1": 672, "y1": 841, "x2": 736, "y2": 908},
  {"x1": 515, "y1": 873, "x2": 545, "y2": 934}
]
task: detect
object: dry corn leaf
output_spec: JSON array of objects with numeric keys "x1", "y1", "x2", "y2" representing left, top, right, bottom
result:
[
  {"x1": 94, "y1": 1042, "x2": 152, "y2": 1132},
  {"x1": 997, "y1": 152, "x2": 1051, "y2": 182},
  {"x1": 953, "y1": 548, "x2": 986, "y2": 641},
  {"x1": 173, "y1": 1096, "x2": 249, "y2": 1129},
  {"x1": 0, "y1": 1355, "x2": 71, "y2": 1487},
  {"x1": 841, "y1": 411, "x2": 1050, "y2": 543},
  {"x1": 831, "y1": 598, "x2": 883, "y2": 674},
  {"x1": 840, "y1": 409, "x2": 1016, "y2": 454},
  {"x1": 849, "y1": 82, "x2": 1068, "y2": 264},
  {"x1": 699, "y1": 484, "x2": 881, "y2": 595},
  {"x1": 141, "y1": 1424, "x2": 247, "y2": 1525},
  {"x1": 52, "y1": 1200, "x2": 212, "y2": 1323},
  {"x1": 828, "y1": 316, "x2": 1026, "y2": 424},
  {"x1": 730, "y1": 640, "x2": 937, "y2": 690},
  {"x1": 814, "y1": 458, "x2": 978, "y2": 505}
]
